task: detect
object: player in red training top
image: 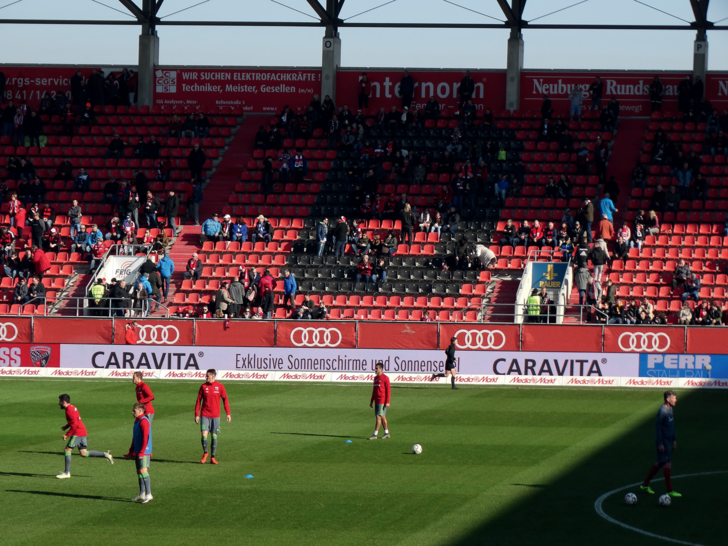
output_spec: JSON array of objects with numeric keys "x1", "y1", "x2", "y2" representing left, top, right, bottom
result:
[
  {"x1": 369, "y1": 362, "x2": 391, "y2": 440},
  {"x1": 57, "y1": 393, "x2": 113, "y2": 479},
  {"x1": 133, "y1": 371, "x2": 155, "y2": 422},
  {"x1": 195, "y1": 369, "x2": 231, "y2": 464}
]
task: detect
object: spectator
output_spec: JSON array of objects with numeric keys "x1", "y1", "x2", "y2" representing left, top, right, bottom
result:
[
  {"x1": 156, "y1": 251, "x2": 175, "y2": 303},
  {"x1": 631, "y1": 163, "x2": 646, "y2": 190},
  {"x1": 40, "y1": 202, "x2": 56, "y2": 231},
  {"x1": 165, "y1": 190, "x2": 180, "y2": 236},
  {"x1": 104, "y1": 132, "x2": 126, "y2": 159},
  {"x1": 424, "y1": 96, "x2": 440, "y2": 120},
  {"x1": 43, "y1": 227, "x2": 62, "y2": 252},
  {"x1": 88, "y1": 241, "x2": 106, "y2": 273},
  {"x1": 29, "y1": 246, "x2": 51, "y2": 279},
  {"x1": 313, "y1": 301, "x2": 329, "y2": 320},
  {"x1": 196, "y1": 113, "x2": 210, "y2": 138},
  {"x1": 579, "y1": 198, "x2": 593, "y2": 243},
  {"x1": 251, "y1": 215, "x2": 272, "y2": 245},
  {"x1": 401, "y1": 203, "x2": 415, "y2": 245},
  {"x1": 200, "y1": 214, "x2": 222, "y2": 243},
  {"x1": 102, "y1": 177, "x2": 120, "y2": 204},
  {"x1": 680, "y1": 273, "x2": 700, "y2": 302},
  {"x1": 29, "y1": 213, "x2": 45, "y2": 249},
  {"x1": 708, "y1": 302, "x2": 723, "y2": 326},
  {"x1": 694, "y1": 300, "x2": 710, "y2": 325},
  {"x1": 219, "y1": 214, "x2": 233, "y2": 242},
  {"x1": 646, "y1": 210, "x2": 660, "y2": 236},
  {"x1": 495, "y1": 175, "x2": 509, "y2": 202},
  {"x1": 333, "y1": 216, "x2": 349, "y2": 259},
  {"x1": 614, "y1": 236, "x2": 629, "y2": 260},
  {"x1": 525, "y1": 289, "x2": 541, "y2": 322},
  {"x1": 282, "y1": 269, "x2": 297, "y2": 308},
  {"x1": 143, "y1": 191, "x2": 160, "y2": 228},
  {"x1": 649, "y1": 76, "x2": 664, "y2": 112},
  {"x1": 664, "y1": 185, "x2": 681, "y2": 213},
  {"x1": 590, "y1": 238, "x2": 609, "y2": 285},
  {"x1": 575, "y1": 266, "x2": 592, "y2": 306},
  {"x1": 418, "y1": 209, "x2": 432, "y2": 232},
  {"x1": 678, "y1": 301, "x2": 693, "y2": 325},
  {"x1": 672, "y1": 259, "x2": 691, "y2": 291},
  {"x1": 472, "y1": 244, "x2": 497, "y2": 269},
  {"x1": 631, "y1": 223, "x2": 645, "y2": 250},
  {"x1": 147, "y1": 269, "x2": 163, "y2": 312},
  {"x1": 597, "y1": 214, "x2": 614, "y2": 241},
  {"x1": 356, "y1": 255, "x2": 374, "y2": 291},
  {"x1": 317, "y1": 218, "x2": 328, "y2": 257},
  {"x1": 187, "y1": 143, "x2": 207, "y2": 180},
  {"x1": 458, "y1": 71, "x2": 475, "y2": 109},
  {"x1": 604, "y1": 278, "x2": 617, "y2": 306},
  {"x1": 381, "y1": 231, "x2": 397, "y2": 258},
  {"x1": 228, "y1": 276, "x2": 245, "y2": 317},
  {"x1": 183, "y1": 252, "x2": 203, "y2": 281},
  {"x1": 500, "y1": 219, "x2": 518, "y2": 247},
  {"x1": 371, "y1": 257, "x2": 387, "y2": 286},
  {"x1": 215, "y1": 281, "x2": 234, "y2": 315},
  {"x1": 231, "y1": 217, "x2": 248, "y2": 243},
  {"x1": 541, "y1": 94, "x2": 553, "y2": 120},
  {"x1": 568, "y1": 85, "x2": 583, "y2": 120},
  {"x1": 14, "y1": 277, "x2": 29, "y2": 305},
  {"x1": 132, "y1": 281, "x2": 150, "y2": 318},
  {"x1": 539, "y1": 287, "x2": 552, "y2": 323},
  {"x1": 24, "y1": 111, "x2": 43, "y2": 148},
  {"x1": 599, "y1": 192, "x2": 617, "y2": 222},
  {"x1": 617, "y1": 221, "x2": 631, "y2": 242},
  {"x1": 608, "y1": 301, "x2": 625, "y2": 325},
  {"x1": 529, "y1": 220, "x2": 544, "y2": 247}
]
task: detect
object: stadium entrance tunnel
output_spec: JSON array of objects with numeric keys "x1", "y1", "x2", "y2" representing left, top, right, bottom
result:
[{"x1": 438, "y1": 388, "x2": 723, "y2": 546}]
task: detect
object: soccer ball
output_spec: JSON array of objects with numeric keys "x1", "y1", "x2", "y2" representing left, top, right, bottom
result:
[
  {"x1": 412, "y1": 444, "x2": 423, "y2": 455},
  {"x1": 624, "y1": 492, "x2": 637, "y2": 505},
  {"x1": 658, "y1": 494, "x2": 671, "y2": 507}
]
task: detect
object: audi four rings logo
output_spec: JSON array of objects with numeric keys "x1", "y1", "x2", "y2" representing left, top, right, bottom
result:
[
  {"x1": 290, "y1": 327, "x2": 342, "y2": 347},
  {"x1": 454, "y1": 329, "x2": 506, "y2": 350},
  {"x1": 618, "y1": 332, "x2": 671, "y2": 352},
  {"x1": 0, "y1": 322, "x2": 19, "y2": 342},
  {"x1": 137, "y1": 325, "x2": 180, "y2": 345}
]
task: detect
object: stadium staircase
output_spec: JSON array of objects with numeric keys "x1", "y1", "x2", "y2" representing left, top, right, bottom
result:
[{"x1": 607, "y1": 118, "x2": 650, "y2": 229}]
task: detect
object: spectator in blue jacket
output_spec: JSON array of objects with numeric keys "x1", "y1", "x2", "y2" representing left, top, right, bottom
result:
[
  {"x1": 87, "y1": 224, "x2": 104, "y2": 246},
  {"x1": 317, "y1": 218, "x2": 328, "y2": 257},
  {"x1": 283, "y1": 269, "x2": 297, "y2": 309},
  {"x1": 71, "y1": 225, "x2": 90, "y2": 254},
  {"x1": 200, "y1": 213, "x2": 221, "y2": 244},
  {"x1": 599, "y1": 192, "x2": 617, "y2": 222},
  {"x1": 156, "y1": 251, "x2": 175, "y2": 302},
  {"x1": 231, "y1": 217, "x2": 248, "y2": 242}
]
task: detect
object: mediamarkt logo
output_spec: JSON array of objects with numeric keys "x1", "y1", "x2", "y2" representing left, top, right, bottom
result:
[
  {"x1": 393, "y1": 374, "x2": 433, "y2": 382},
  {"x1": 567, "y1": 377, "x2": 617, "y2": 386},
  {"x1": 220, "y1": 372, "x2": 272, "y2": 380},
  {"x1": 683, "y1": 379, "x2": 728, "y2": 388},
  {"x1": 335, "y1": 374, "x2": 376, "y2": 381},
  {"x1": 52, "y1": 369, "x2": 99, "y2": 377},
  {"x1": 455, "y1": 376, "x2": 500, "y2": 384},
  {"x1": 107, "y1": 370, "x2": 139, "y2": 378},
  {"x1": 508, "y1": 377, "x2": 558, "y2": 385},
  {"x1": 279, "y1": 372, "x2": 326, "y2": 381},
  {"x1": 624, "y1": 378, "x2": 675, "y2": 387},
  {"x1": 0, "y1": 368, "x2": 41, "y2": 376},
  {"x1": 163, "y1": 370, "x2": 207, "y2": 379}
]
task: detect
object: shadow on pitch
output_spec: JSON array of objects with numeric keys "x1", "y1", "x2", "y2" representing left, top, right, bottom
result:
[
  {"x1": 271, "y1": 432, "x2": 358, "y2": 439},
  {"x1": 7, "y1": 490, "x2": 130, "y2": 503},
  {"x1": 19, "y1": 451, "x2": 65, "y2": 457},
  {"x1": 0, "y1": 471, "x2": 88, "y2": 479},
  {"x1": 510, "y1": 483, "x2": 548, "y2": 488}
]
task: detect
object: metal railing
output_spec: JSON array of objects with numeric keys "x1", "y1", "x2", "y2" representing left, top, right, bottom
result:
[
  {"x1": 84, "y1": 243, "x2": 157, "y2": 296},
  {"x1": 55, "y1": 296, "x2": 171, "y2": 318},
  {"x1": 450, "y1": 301, "x2": 607, "y2": 325}
]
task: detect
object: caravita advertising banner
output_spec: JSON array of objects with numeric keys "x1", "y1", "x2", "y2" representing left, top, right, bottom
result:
[
  {"x1": 520, "y1": 71, "x2": 690, "y2": 117},
  {"x1": 153, "y1": 68, "x2": 321, "y2": 112},
  {"x1": 58, "y1": 344, "x2": 639, "y2": 378},
  {"x1": 336, "y1": 70, "x2": 507, "y2": 114}
]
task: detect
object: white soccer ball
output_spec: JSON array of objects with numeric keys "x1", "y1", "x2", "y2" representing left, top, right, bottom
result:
[
  {"x1": 412, "y1": 444, "x2": 423, "y2": 455},
  {"x1": 658, "y1": 494, "x2": 671, "y2": 507},
  {"x1": 624, "y1": 492, "x2": 637, "y2": 505}
]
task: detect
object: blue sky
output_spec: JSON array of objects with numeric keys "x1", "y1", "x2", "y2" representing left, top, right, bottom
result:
[{"x1": 0, "y1": 0, "x2": 726, "y2": 70}]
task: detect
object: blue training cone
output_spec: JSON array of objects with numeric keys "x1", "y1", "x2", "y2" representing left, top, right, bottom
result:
[
  {"x1": 245, "y1": 474, "x2": 254, "y2": 479},
  {"x1": 345, "y1": 440, "x2": 352, "y2": 443}
]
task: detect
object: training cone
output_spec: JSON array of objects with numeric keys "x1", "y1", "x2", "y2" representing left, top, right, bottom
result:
[
  {"x1": 345, "y1": 440, "x2": 352, "y2": 443},
  {"x1": 245, "y1": 474, "x2": 254, "y2": 479}
]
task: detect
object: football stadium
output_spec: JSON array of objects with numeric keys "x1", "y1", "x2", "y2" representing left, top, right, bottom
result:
[{"x1": 1, "y1": 1, "x2": 727, "y2": 544}]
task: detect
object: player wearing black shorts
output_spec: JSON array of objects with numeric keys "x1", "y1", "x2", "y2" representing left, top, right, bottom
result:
[
  {"x1": 640, "y1": 390, "x2": 681, "y2": 498},
  {"x1": 430, "y1": 336, "x2": 459, "y2": 389}
]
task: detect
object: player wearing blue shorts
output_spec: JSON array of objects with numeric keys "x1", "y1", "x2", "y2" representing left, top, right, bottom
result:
[
  {"x1": 127, "y1": 402, "x2": 153, "y2": 503},
  {"x1": 640, "y1": 390, "x2": 681, "y2": 498}
]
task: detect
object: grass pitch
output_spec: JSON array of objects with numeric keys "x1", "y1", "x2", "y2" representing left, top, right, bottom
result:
[{"x1": 0, "y1": 379, "x2": 725, "y2": 546}]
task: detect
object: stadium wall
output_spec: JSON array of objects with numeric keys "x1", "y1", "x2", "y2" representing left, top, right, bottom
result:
[
  {"x1": 2, "y1": 64, "x2": 727, "y2": 115},
  {"x1": 0, "y1": 318, "x2": 726, "y2": 388}
]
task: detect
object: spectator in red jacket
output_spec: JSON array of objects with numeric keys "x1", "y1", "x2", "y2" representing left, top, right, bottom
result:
[
  {"x1": 30, "y1": 246, "x2": 51, "y2": 278},
  {"x1": 257, "y1": 268, "x2": 274, "y2": 300},
  {"x1": 529, "y1": 220, "x2": 544, "y2": 247},
  {"x1": 356, "y1": 254, "x2": 374, "y2": 292}
]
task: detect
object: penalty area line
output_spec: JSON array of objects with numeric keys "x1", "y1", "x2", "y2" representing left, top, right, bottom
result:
[{"x1": 594, "y1": 470, "x2": 728, "y2": 546}]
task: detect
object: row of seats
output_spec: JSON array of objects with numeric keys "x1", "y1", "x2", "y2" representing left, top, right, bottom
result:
[
  {"x1": 0, "y1": 304, "x2": 46, "y2": 316},
  {"x1": 608, "y1": 272, "x2": 728, "y2": 286},
  {"x1": 1, "y1": 135, "x2": 227, "y2": 148},
  {"x1": 57, "y1": 104, "x2": 243, "y2": 115}
]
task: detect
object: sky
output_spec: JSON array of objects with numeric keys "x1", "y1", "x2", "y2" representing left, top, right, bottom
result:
[{"x1": 0, "y1": 0, "x2": 726, "y2": 71}]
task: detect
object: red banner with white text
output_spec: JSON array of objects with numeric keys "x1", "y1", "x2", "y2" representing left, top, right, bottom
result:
[
  {"x1": 357, "y1": 321, "x2": 438, "y2": 350},
  {"x1": 336, "y1": 70, "x2": 507, "y2": 115},
  {"x1": 521, "y1": 71, "x2": 691, "y2": 117},
  {"x1": 152, "y1": 68, "x2": 321, "y2": 113}
]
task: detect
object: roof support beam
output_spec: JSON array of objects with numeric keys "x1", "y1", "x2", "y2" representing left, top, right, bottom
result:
[
  {"x1": 306, "y1": 0, "x2": 332, "y2": 24},
  {"x1": 118, "y1": 0, "x2": 147, "y2": 22},
  {"x1": 689, "y1": 0, "x2": 710, "y2": 27}
]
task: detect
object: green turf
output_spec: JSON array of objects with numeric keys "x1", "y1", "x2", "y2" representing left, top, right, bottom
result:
[{"x1": 0, "y1": 379, "x2": 725, "y2": 546}]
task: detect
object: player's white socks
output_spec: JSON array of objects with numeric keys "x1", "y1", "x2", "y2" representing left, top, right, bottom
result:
[
  {"x1": 384, "y1": 429, "x2": 389, "y2": 434},
  {"x1": 373, "y1": 431, "x2": 378, "y2": 436}
]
